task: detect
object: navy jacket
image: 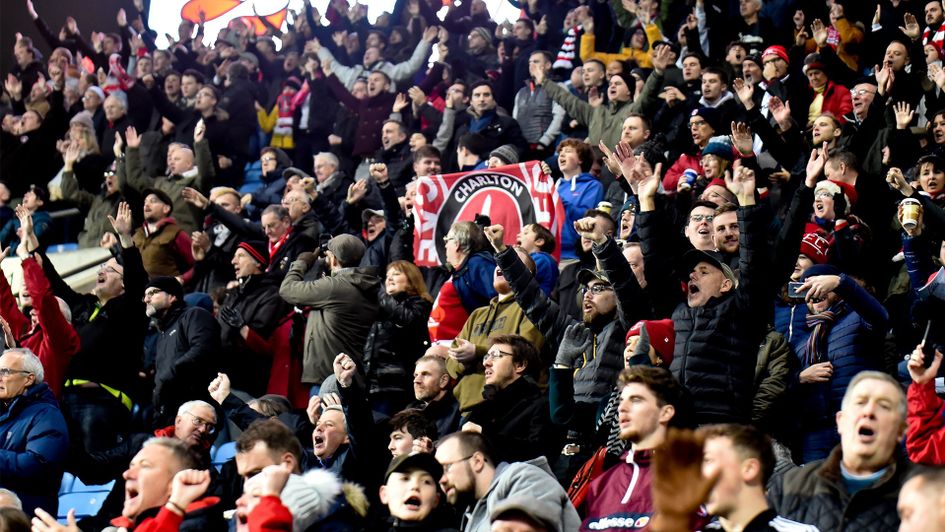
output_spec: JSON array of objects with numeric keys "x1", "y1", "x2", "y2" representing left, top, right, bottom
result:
[{"x1": 0, "y1": 383, "x2": 69, "y2": 516}]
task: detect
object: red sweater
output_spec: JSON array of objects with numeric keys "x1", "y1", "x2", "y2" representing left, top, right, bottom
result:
[
  {"x1": 0, "y1": 257, "x2": 80, "y2": 397},
  {"x1": 245, "y1": 312, "x2": 308, "y2": 409},
  {"x1": 906, "y1": 380, "x2": 945, "y2": 465}
]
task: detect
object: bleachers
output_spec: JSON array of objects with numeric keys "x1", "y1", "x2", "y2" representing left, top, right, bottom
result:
[
  {"x1": 57, "y1": 473, "x2": 114, "y2": 523},
  {"x1": 210, "y1": 441, "x2": 237, "y2": 472}
]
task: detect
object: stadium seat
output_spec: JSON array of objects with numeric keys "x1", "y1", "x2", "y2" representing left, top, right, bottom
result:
[
  {"x1": 57, "y1": 480, "x2": 114, "y2": 523},
  {"x1": 211, "y1": 441, "x2": 237, "y2": 471}
]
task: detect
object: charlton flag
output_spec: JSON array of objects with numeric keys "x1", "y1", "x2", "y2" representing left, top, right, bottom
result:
[{"x1": 413, "y1": 162, "x2": 564, "y2": 267}]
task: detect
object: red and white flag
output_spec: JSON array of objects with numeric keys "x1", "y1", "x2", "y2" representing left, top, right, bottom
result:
[{"x1": 413, "y1": 162, "x2": 564, "y2": 267}]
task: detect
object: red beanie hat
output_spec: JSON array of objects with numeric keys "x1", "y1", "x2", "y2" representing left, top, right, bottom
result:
[{"x1": 799, "y1": 232, "x2": 830, "y2": 264}]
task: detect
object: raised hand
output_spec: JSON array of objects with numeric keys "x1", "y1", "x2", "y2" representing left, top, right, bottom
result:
[
  {"x1": 529, "y1": 59, "x2": 546, "y2": 84},
  {"x1": 407, "y1": 86, "x2": 426, "y2": 107},
  {"x1": 422, "y1": 25, "x2": 439, "y2": 43},
  {"x1": 811, "y1": 19, "x2": 827, "y2": 47},
  {"x1": 392, "y1": 93, "x2": 409, "y2": 113},
  {"x1": 768, "y1": 97, "x2": 792, "y2": 131},
  {"x1": 484, "y1": 224, "x2": 506, "y2": 252},
  {"x1": 805, "y1": 143, "x2": 828, "y2": 187},
  {"x1": 726, "y1": 166, "x2": 756, "y2": 205},
  {"x1": 26, "y1": 0, "x2": 38, "y2": 20},
  {"x1": 194, "y1": 119, "x2": 206, "y2": 143},
  {"x1": 31, "y1": 507, "x2": 80, "y2": 532},
  {"x1": 556, "y1": 322, "x2": 592, "y2": 368},
  {"x1": 900, "y1": 13, "x2": 920, "y2": 40},
  {"x1": 259, "y1": 464, "x2": 293, "y2": 497},
  {"x1": 369, "y1": 163, "x2": 389, "y2": 183},
  {"x1": 907, "y1": 343, "x2": 943, "y2": 385},
  {"x1": 63, "y1": 143, "x2": 81, "y2": 170},
  {"x1": 125, "y1": 126, "x2": 141, "y2": 149},
  {"x1": 15, "y1": 204, "x2": 33, "y2": 240},
  {"x1": 599, "y1": 141, "x2": 623, "y2": 177},
  {"x1": 651, "y1": 44, "x2": 673, "y2": 73},
  {"x1": 191, "y1": 231, "x2": 210, "y2": 261},
  {"x1": 875, "y1": 64, "x2": 894, "y2": 96},
  {"x1": 929, "y1": 63, "x2": 945, "y2": 89},
  {"x1": 169, "y1": 469, "x2": 211, "y2": 511},
  {"x1": 729, "y1": 122, "x2": 754, "y2": 156},
  {"x1": 333, "y1": 353, "x2": 357, "y2": 388},
  {"x1": 886, "y1": 167, "x2": 915, "y2": 196},
  {"x1": 732, "y1": 77, "x2": 755, "y2": 110},
  {"x1": 181, "y1": 187, "x2": 209, "y2": 209},
  {"x1": 894, "y1": 101, "x2": 914, "y2": 130},
  {"x1": 573, "y1": 216, "x2": 607, "y2": 245},
  {"x1": 207, "y1": 372, "x2": 231, "y2": 404},
  {"x1": 117, "y1": 7, "x2": 128, "y2": 27},
  {"x1": 4, "y1": 74, "x2": 22, "y2": 100},
  {"x1": 107, "y1": 201, "x2": 134, "y2": 236},
  {"x1": 798, "y1": 273, "x2": 841, "y2": 302},
  {"x1": 306, "y1": 394, "x2": 322, "y2": 425},
  {"x1": 346, "y1": 179, "x2": 368, "y2": 205}
]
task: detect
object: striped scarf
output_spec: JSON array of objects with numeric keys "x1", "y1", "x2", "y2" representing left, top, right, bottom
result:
[
  {"x1": 598, "y1": 387, "x2": 629, "y2": 457},
  {"x1": 554, "y1": 25, "x2": 582, "y2": 70},
  {"x1": 804, "y1": 306, "x2": 842, "y2": 367}
]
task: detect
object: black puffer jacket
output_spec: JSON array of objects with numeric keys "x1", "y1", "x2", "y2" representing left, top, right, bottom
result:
[
  {"x1": 153, "y1": 303, "x2": 220, "y2": 421},
  {"x1": 363, "y1": 290, "x2": 432, "y2": 398},
  {"x1": 768, "y1": 446, "x2": 914, "y2": 532},
  {"x1": 219, "y1": 274, "x2": 290, "y2": 396},
  {"x1": 497, "y1": 237, "x2": 648, "y2": 404},
  {"x1": 641, "y1": 204, "x2": 769, "y2": 424}
]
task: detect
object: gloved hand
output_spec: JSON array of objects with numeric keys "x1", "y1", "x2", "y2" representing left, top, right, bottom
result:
[
  {"x1": 219, "y1": 306, "x2": 245, "y2": 329},
  {"x1": 556, "y1": 322, "x2": 592, "y2": 368}
]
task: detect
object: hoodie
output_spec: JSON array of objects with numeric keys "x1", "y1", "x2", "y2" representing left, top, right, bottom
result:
[{"x1": 557, "y1": 173, "x2": 604, "y2": 260}]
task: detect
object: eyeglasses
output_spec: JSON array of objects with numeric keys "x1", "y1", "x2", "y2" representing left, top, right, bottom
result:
[
  {"x1": 689, "y1": 121, "x2": 707, "y2": 129},
  {"x1": 185, "y1": 412, "x2": 216, "y2": 434},
  {"x1": 441, "y1": 455, "x2": 474, "y2": 473},
  {"x1": 483, "y1": 348, "x2": 514, "y2": 362},
  {"x1": 261, "y1": 156, "x2": 276, "y2": 163},
  {"x1": 99, "y1": 264, "x2": 123, "y2": 278},
  {"x1": 852, "y1": 89, "x2": 875, "y2": 97},
  {"x1": 143, "y1": 288, "x2": 164, "y2": 298},
  {"x1": 0, "y1": 368, "x2": 31, "y2": 378},
  {"x1": 581, "y1": 284, "x2": 614, "y2": 296},
  {"x1": 689, "y1": 214, "x2": 715, "y2": 223},
  {"x1": 814, "y1": 190, "x2": 834, "y2": 200}
]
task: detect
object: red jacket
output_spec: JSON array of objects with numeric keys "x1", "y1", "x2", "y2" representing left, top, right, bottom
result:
[
  {"x1": 249, "y1": 495, "x2": 293, "y2": 531},
  {"x1": 581, "y1": 449, "x2": 656, "y2": 531},
  {"x1": 245, "y1": 312, "x2": 308, "y2": 409},
  {"x1": 0, "y1": 257, "x2": 81, "y2": 397},
  {"x1": 109, "y1": 497, "x2": 222, "y2": 531},
  {"x1": 906, "y1": 380, "x2": 945, "y2": 465},
  {"x1": 810, "y1": 81, "x2": 852, "y2": 125}
]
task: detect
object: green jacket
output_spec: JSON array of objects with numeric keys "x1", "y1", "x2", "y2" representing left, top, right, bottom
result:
[
  {"x1": 123, "y1": 139, "x2": 214, "y2": 233},
  {"x1": 541, "y1": 70, "x2": 664, "y2": 150},
  {"x1": 60, "y1": 168, "x2": 122, "y2": 249},
  {"x1": 753, "y1": 329, "x2": 794, "y2": 429},
  {"x1": 447, "y1": 294, "x2": 544, "y2": 413}
]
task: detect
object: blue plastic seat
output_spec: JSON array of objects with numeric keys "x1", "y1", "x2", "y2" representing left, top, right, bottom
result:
[
  {"x1": 59, "y1": 472, "x2": 76, "y2": 495},
  {"x1": 211, "y1": 441, "x2": 237, "y2": 471},
  {"x1": 70, "y1": 477, "x2": 115, "y2": 493},
  {"x1": 58, "y1": 489, "x2": 111, "y2": 521}
]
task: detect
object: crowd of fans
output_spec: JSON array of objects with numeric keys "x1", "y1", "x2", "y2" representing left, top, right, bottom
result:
[{"x1": 3, "y1": 0, "x2": 945, "y2": 530}]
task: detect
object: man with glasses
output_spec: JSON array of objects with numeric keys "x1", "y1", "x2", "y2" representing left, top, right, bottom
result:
[
  {"x1": 68, "y1": 400, "x2": 219, "y2": 531},
  {"x1": 434, "y1": 431, "x2": 579, "y2": 532},
  {"x1": 461, "y1": 335, "x2": 557, "y2": 463},
  {"x1": 0, "y1": 347, "x2": 69, "y2": 518}
]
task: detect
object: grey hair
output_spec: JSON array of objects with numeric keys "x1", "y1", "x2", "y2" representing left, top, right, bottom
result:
[
  {"x1": 0, "y1": 488, "x2": 22, "y2": 510},
  {"x1": 840, "y1": 371, "x2": 907, "y2": 421},
  {"x1": 105, "y1": 90, "x2": 128, "y2": 110},
  {"x1": 447, "y1": 221, "x2": 488, "y2": 255},
  {"x1": 320, "y1": 404, "x2": 348, "y2": 433},
  {"x1": 141, "y1": 437, "x2": 200, "y2": 470},
  {"x1": 314, "y1": 152, "x2": 339, "y2": 169},
  {"x1": 2, "y1": 348, "x2": 44, "y2": 384},
  {"x1": 177, "y1": 399, "x2": 215, "y2": 418},
  {"x1": 262, "y1": 204, "x2": 291, "y2": 221}
]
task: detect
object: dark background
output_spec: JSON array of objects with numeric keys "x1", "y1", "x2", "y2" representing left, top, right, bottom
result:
[{"x1": 1, "y1": 0, "x2": 137, "y2": 76}]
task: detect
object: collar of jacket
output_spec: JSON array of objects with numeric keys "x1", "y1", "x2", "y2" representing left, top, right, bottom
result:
[
  {"x1": 316, "y1": 171, "x2": 344, "y2": 195},
  {"x1": 155, "y1": 301, "x2": 187, "y2": 331},
  {"x1": 0, "y1": 382, "x2": 53, "y2": 419},
  {"x1": 482, "y1": 374, "x2": 538, "y2": 402},
  {"x1": 142, "y1": 217, "x2": 178, "y2": 237},
  {"x1": 111, "y1": 497, "x2": 222, "y2": 529},
  {"x1": 815, "y1": 444, "x2": 901, "y2": 495},
  {"x1": 623, "y1": 446, "x2": 654, "y2": 466}
]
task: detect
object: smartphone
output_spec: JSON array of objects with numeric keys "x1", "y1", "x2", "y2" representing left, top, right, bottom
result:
[
  {"x1": 787, "y1": 281, "x2": 807, "y2": 300},
  {"x1": 921, "y1": 321, "x2": 936, "y2": 368}
]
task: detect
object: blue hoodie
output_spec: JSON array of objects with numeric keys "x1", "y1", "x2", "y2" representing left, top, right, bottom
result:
[
  {"x1": 0, "y1": 382, "x2": 69, "y2": 517},
  {"x1": 557, "y1": 173, "x2": 604, "y2": 260}
]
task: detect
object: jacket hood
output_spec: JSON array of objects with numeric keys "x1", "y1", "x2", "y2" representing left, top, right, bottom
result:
[{"x1": 333, "y1": 267, "x2": 382, "y2": 294}]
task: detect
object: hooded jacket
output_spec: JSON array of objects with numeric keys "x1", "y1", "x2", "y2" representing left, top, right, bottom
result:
[
  {"x1": 461, "y1": 457, "x2": 581, "y2": 532},
  {"x1": 0, "y1": 382, "x2": 69, "y2": 518},
  {"x1": 557, "y1": 173, "x2": 605, "y2": 260},
  {"x1": 279, "y1": 262, "x2": 381, "y2": 384}
]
